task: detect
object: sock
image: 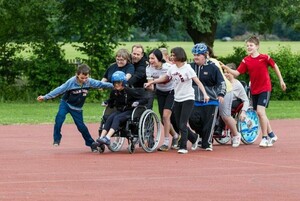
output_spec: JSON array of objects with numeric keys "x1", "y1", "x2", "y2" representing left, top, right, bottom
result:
[
  {"x1": 173, "y1": 133, "x2": 179, "y2": 139},
  {"x1": 268, "y1": 132, "x2": 275, "y2": 138},
  {"x1": 164, "y1": 137, "x2": 170, "y2": 146},
  {"x1": 106, "y1": 136, "x2": 110, "y2": 140}
]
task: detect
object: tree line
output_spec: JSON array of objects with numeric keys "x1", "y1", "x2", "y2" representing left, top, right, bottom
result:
[{"x1": 0, "y1": 0, "x2": 299, "y2": 102}]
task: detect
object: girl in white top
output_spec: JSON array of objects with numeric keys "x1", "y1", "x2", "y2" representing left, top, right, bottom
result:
[
  {"x1": 145, "y1": 47, "x2": 209, "y2": 154},
  {"x1": 146, "y1": 49, "x2": 179, "y2": 151}
]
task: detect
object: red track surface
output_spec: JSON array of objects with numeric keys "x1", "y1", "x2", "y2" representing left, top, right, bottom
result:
[{"x1": 0, "y1": 119, "x2": 300, "y2": 201}]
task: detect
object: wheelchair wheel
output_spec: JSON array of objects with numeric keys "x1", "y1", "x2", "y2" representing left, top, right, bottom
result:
[
  {"x1": 107, "y1": 132, "x2": 125, "y2": 152},
  {"x1": 238, "y1": 108, "x2": 260, "y2": 144},
  {"x1": 138, "y1": 109, "x2": 161, "y2": 153},
  {"x1": 214, "y1": 128, "x2": 231, "y2": 145}
]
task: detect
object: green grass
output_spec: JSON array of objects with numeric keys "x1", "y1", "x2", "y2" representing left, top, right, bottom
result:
[
  {"x1": 0, "y1": 101, "x2": 299, "y2": 125},
  {"x1": 61, "y1": 41, "x2": 300, "y2": 60}
]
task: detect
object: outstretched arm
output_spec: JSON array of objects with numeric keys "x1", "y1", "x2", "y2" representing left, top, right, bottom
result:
[
  {"x1": 219, "y1": 61, "x2": 240, "y2": 77},
  {"x1": 144, "y1": 75, "x2": 168, "y2": 89}
]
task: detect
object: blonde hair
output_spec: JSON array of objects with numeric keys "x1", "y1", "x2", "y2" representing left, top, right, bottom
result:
[
  {"x1": 116, "y1": 49, "x2": 131, "y2": 63},
  {"x1": 246, "y1": 36, "x2": 260, "y2": 46}
]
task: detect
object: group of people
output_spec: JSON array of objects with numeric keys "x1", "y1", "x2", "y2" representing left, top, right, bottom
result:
[{"x1": 37, "y1": 35, "x2": 286, "y2": 154}]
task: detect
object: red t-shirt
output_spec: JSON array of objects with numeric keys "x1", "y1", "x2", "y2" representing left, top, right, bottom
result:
[{"x1": 237, "y1": 54, "x2": 275, "y2": 95}]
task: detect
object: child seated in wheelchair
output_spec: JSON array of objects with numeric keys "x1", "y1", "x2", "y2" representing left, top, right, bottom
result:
[
  {"x1": 214, "y1": 63, "x2": 250, "y2": 135},
  {"x1": 96, "y1": 71, "x2": 148, "y2": 146}
]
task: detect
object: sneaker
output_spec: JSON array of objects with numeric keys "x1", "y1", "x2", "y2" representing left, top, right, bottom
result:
[
  {"x1": 202, "y1": 144, "x2": 213, "y2": 151},
  {"x1": 97, "y1": 136, "x2": 111, "y2": 145},
  {"x1": 171, "y1": 135, "x2": 181, "y2": 149},
  {"x1": 53, "y1": 141, "x2": 60, "y2": 147},
  {"x1": 259, "y1": 137, "x2": 273, "y2": 147},
  {"x1": 191, "y1": 134, "x2": 201, "y2": 151},
  {"x1": 232, "y1": 133, "x2": 241, "y2": 148},
  {"x1": 268, "y1": 135, "x2": 278, "y2": 144},
  {"x1": 157, "y1": 144, "x2": 169, "y2": 151},
  {"x1": 90, "y1": 142, "x2": 99, "y2": 152},
  {"x1": 177, "y1": 149, "x2": 188, "y2": 154}
]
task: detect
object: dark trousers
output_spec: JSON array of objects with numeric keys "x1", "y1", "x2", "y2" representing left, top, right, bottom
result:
[
  {"x1": 103, "y1": 110, "x2": 132, "y2": 131},
  {"x1": 53, "y1": 100, "x2": 94, "y2": 147},
  {"x1": 188, "y1": 105, "x2": 218, "y2": 149},
  {"x1": 173, "y1": 100, "x2": 194, "y2": 149}
]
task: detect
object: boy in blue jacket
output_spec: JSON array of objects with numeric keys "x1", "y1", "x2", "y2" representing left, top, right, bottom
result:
[{"x1": 37, "y1": 64, "x2": 113, "y2": 152}]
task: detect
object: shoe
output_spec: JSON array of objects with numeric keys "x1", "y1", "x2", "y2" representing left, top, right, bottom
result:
[
  {"x1": 268, "y1": 134, "x2": 278, "y2": 144},
  {"x1": 177, "y1": 149, "x2": 188, "y2": 154},
  {"x1": 90, "y1": 142, "x2": 99, "y2": 152},
  {"x1": 259, "y1": 137, "x2": 273, "y2": 147},
  {"x1": 171, "y1": 135, "x2": 181, "y2": 150},
  {"x1": 97, "y1": 136, "x2": 111, "y2": 145},
  {"x1": 232, "y1": 133, "x2": 241, "y2": 148},
  {"x1": 202, "y1": 144, "x2": 213, "y2": 151},
  {"x1": 157, "y1": 144, "x2": 169, "y2": 151},
  {"x1": 191, "y1": 134, "x2": 201, "y2": 151},
  {"x1": 53, "y1": 141, "x2": 60, "y2": 146}
]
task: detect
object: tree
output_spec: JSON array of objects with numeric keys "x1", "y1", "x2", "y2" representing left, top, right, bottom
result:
[
  {"x1": 133, "y1": 0, "x2": 300, "y2": 47},
  {"x1": 59, "y1": 0, "x2": 136, "y2": 78}
]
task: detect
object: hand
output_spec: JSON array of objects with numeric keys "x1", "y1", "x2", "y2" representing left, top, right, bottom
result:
[
  {"x1": 101, "y1": 101, "x2": 108, "y2": 107},
  {"x1": 37, "y1": 96, "x2": 44, "y2": 102},
  {"x1": 218, "y1": 96, "x2": 224, "y2": 104},
  {"x1": 144, "y1": 83, "x2": 151, "y2": 88},
  {"x1": 132, "y1": 102, "x2": 139, "y2": 107},
  {"x1": 280, "y1": 81, "x2": 286, "y2": 91},
  {"x1": 239, "y1": 110, "x2": 246, "y2": 121},
  {"x1": 204, "y1": 95, "x2": 210, "y2": 103}
]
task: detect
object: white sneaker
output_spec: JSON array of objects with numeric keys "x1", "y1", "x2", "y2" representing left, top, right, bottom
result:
[
  {"x1": 191, "y1": 134, "x2": 201, "y2": 150},
  {"x1": 259, "y1": 138, "x2": 273, "y2": 147},
  {"x1": 232, "y1": 133, "x2": 241, "y2": 148},
  {"x1": 268, "y1": 135, "x2": 278, "y2": 144},
  {"x1": 178, "y1": 149, "x2": 188, "y2": 154}
]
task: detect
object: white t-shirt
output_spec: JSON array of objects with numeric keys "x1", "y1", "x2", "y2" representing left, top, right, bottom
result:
[
  {"x1": 146, "y1": 63, "x2": 174, "y2": 92},
  {"x1": 167, "y1": 63, "x2": 196, "y2": 102}
]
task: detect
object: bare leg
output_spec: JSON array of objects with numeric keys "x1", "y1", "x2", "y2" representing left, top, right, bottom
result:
[{"x1": 256, "y1": 105, "x2": 268, "y2": 137}]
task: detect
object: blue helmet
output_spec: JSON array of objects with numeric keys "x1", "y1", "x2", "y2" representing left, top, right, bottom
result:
[
  {"x1": 192, "y1": 43, "x2": 208, "y2": 55},
  {"x1": 111, "y1": 71, "x2": 126, "y2": 85}
]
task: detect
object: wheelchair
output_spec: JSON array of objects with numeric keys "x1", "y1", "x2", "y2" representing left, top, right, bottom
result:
[
  {"x1": 214, "y1": 81, "x2": 260, "y2": 145},
  {"x1": 97, "y1": 105, "x2": 161, "y2": 154}
]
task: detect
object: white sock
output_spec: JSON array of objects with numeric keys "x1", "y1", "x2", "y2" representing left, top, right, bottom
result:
[{"x1": 164, "y1": 137, "x2": 170, "y2": 145}]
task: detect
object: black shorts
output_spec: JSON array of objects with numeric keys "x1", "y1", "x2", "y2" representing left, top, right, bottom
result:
[
  {"x1": 251, "y1": 91, "x2": 271, "y2": 110},
  {"x1": 156, "y1": 89, "x2": 175, "y2": 113}
]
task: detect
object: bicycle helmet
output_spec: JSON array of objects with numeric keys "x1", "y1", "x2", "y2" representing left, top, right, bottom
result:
[
  {"x1": 111, "y1": 71, "x2": 126, "y2": 85},
  {"x1": 192, "y1": 43, "x2": 208, "y2": 55}
]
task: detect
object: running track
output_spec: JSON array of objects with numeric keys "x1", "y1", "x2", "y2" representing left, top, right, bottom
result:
[{"x1": 0, "y1": 119, "x2": 299, "y2": 201}]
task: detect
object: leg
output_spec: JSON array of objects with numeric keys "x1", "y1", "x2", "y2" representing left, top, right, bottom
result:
[
  {"x1": 53, "y1": 101, "x2": 69, "y2": 145},
  {"x1": 70, "y1": 108, "x2": 94, "y2": 147},
  {"x1": 174, "y1": 100, "x2": 194, "y2": 151}
]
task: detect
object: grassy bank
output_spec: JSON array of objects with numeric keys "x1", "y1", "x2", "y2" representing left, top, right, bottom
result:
[{"x1": 0, "y1": 101, "x2": 299, "y2": 125}]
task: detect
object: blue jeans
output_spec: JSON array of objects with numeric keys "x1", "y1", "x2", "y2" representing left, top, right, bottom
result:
[{"x1": 53, "y1": 100, "x2": 94, "y2": 147}]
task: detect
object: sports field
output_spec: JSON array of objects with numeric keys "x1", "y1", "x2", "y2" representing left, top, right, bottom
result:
[{"x1": 0, "y1": 119, "x2": 299, "y2": 200}]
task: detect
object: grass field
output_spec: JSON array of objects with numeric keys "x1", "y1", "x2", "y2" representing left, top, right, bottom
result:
[
  {"x1": 62, "y1": 41, "x2": 300, "y2": 60},
  {"x1": 1, "y1": 101, "x2": 299, "y2": 125}
]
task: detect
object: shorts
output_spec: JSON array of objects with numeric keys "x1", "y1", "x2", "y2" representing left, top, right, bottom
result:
[
  {"x1": 252, "y1": 91, "x2": 271, "y2": 110},
  {"x1": 156, "y1": 89, "x2": 175, "y2": 112}
]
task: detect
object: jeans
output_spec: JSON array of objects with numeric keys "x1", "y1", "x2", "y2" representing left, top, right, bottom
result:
[{"x1": 53, "y1": 100, "x2": 94, "y2": 147}]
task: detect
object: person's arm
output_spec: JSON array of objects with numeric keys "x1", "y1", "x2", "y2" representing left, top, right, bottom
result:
[
  {"x1": 144, "y1": 75, "x2": 168, "y2": 89},
  {"x1": 273, "y1": 63, "x2": 286, "y2": 91},
  {"x1": 37, "y1": 77, "x2": 73, "y2": 101},
  {"x1": 192, "y1": 77, "x2": 210, "y2": 103},
  {"x1": 89, "y1": 78, "x2": 114, "y2": 89},
  {"x1": 219, "y1": 61, "x2": 240, "y2": 77}
]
